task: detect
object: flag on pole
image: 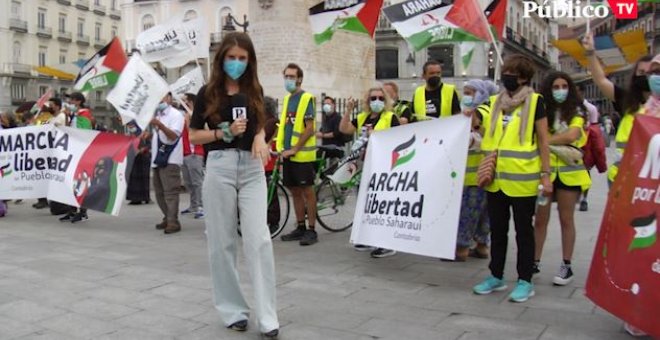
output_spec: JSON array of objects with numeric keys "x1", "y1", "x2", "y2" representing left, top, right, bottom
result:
[
  {"x1": 106, "y1": 55, "x2": 170, "y2": 131},
  {"x1": 485, "y1": 0, "x2": 507, "y2": 40},
  {"x1": 552, "y1": 29, "x2": 648, "y2": 74},
  {"x1": 382, "y1": 1, "x2": 481, "y2": 51},
  {"x1": 445, "y1": 0, "x2": 494, "y2": 42},
  {"x1": 169, "y1": 66, "x2": 205, "y2": 110},
  {"x1": 308, "y1": 0, "x2": 384, "y2": 45},
  {"x1": 135, "y1": 17, "x2": 192, "y2": 64},
  {"x1": 159, "y1": 17, "x2": 210, "y2": 69},
  {"x1": 74, "y1": 37, "x2": 128, "y2": 91},
  {"x1": 30, "y1": 88, "x2": 54, "y2": 114}
]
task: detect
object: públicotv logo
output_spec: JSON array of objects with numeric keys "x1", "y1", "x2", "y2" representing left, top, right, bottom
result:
[{"x1": 522, "y1": 0, "x2": 640, "y2": 20}]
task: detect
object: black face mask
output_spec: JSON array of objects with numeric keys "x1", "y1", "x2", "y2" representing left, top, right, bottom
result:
[
  {"x1": 501, "y1": 74, "x2": 521, "y2": 92},
  {"x1": 633, "y1": 75, "x2": 650, "y2": 92},
  {"x1": 427, "y1": 76, "x2": 441, "y2": 88}
]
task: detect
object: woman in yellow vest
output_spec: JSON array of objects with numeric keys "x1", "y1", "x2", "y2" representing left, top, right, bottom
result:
[
  {"x1": 472, "y1": 55, "x2": 552, "y2": 303},
  {"x1": 454, "y1": 79, "x2": 498, "y2": 261},
  {"x1": 339, "y1": 85, "x2": 400, "y2": 258},
  {"x1": 582, "y1": 33, "x2": 654, "y2": 186},
  {"x1": 533, "y1": 72, "x2": 591, "y2": 287}
]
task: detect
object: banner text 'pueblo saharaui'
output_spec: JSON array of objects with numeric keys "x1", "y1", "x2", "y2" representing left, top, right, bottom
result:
[
  {"x1": 0, "y1": 125, "x2": 138, "y2": 216},
  {"x1": 350, "y1": 115, "x2": 471, "y2": 259},
  {"x1": 586, "y1": 115, "x2": 660, "y2": 338}
]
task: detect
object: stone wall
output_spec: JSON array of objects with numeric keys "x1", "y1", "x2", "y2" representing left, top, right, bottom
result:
[{"x1": 249, "y1": 0, "x2": 376, "y2": 102}]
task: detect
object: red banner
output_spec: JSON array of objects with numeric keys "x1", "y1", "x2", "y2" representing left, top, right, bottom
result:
[{"x1": 586, "y1": 115, "x2": 660, "y2": 338}]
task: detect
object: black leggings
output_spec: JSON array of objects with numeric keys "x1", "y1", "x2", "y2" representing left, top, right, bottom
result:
[{"x1": 487, "y1": 191, "x2": 537, "y2": 282}]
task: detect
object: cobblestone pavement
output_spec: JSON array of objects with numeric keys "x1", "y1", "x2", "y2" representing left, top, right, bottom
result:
[{"x1": 0, "y1": 158, "x2": 647, "y2": 339}]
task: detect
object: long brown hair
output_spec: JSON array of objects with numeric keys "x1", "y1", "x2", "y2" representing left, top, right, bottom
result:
[
  {"x1": 622, "y1": 54, "x2": 653, "y2": 115},
  {"x1": 541, "y1": 71, "x2": 585, "y2": 133},
  {"x1": 204, "y1": 32, "x2": 265, "y2": 130}
]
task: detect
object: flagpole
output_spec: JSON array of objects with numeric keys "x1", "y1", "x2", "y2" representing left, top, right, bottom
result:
[
  {"x1": 475, "y1": 1, "x2": 503, "y2": 68},
  {"x1": 586, "y1": 0, "x2": 591, "y2": 34}
]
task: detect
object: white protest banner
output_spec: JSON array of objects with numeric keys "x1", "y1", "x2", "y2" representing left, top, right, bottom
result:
[
  {"x1": 0, "y1": 125, "x2": 138, "y2": 216},
  {"x1": 107, "y1": 55, "x2": 169, "y2": 131},
  {"x1": 135, "y1": 16, "x2": 191, "y2": 64},
  {"x1": 161, "y1": 17, "x2": 209, "y2": 68},
  {"x1": 170, "y1": 66, "x2": 205, "y2": 109},
  {"x1": 350, "y1": 115, "x2": 471, "y2": 259}
]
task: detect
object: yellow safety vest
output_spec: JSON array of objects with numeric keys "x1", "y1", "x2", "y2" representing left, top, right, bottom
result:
[
  {"x1": 464, "y1": 104, "x2": 490, "y2": 186},
  {"x1": 608, "y1": 107, "x2": 645, "y2": 183},
  {"x1": 549, "y1": 115, "x2": 591, "y2": 192},
  {"x1": 482, "y1": 93, "x2": 541, "y2": 197},
  {"x1": 413, "y1": 84, "x2": 456, "y2": 120},
  {"x1": 356, "y1": 111, "x2": 394, "y2": 132},
  {"x1": 276, "y1": 92, "x2": 316, "y2": 163}
]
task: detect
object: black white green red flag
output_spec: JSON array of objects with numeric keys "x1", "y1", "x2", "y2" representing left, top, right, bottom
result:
[
  {"x1": 74, "y1": 37, "x2": 128, "y2": 92},
  {"x1": 309, "y1": 0, "x2": 384, "y2": 45},
  {"x1": 382, "y1": 0, "x2": 506, "y2": 51}
]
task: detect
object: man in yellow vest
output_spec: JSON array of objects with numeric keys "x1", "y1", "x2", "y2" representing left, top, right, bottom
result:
[
  {"x1": 411, "y1": 60, "x2": 460, "y2": 121},
  {"x1": 277, "y1": 63, "x2": 318, "y2": 246}
]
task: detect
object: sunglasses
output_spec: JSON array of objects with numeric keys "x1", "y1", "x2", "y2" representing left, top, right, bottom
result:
[{"x1": 370, "y1": 96, "x2": 385, "y2": 101}]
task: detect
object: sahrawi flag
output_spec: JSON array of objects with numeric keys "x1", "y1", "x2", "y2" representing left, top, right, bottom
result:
[
  {"x1": 391, "y1": 135, "x2": 416, "y2": 170},
  {"x1": 629, "y1": 213, "x2": 657, "y2": 250},
  {"x1": 309, "y1": 0, "x2": 384, "y2": 45},
  {"x1": 383, "y1": 0, "x2": 506, "y2": 51},
  {"x1": 74, "y1": 37, "x2": 128, "y2": 91}
]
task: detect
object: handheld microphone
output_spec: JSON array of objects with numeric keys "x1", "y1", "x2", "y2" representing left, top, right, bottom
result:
[{"x1": 231, "y1": 93, "x2": 248, "y2": 121}]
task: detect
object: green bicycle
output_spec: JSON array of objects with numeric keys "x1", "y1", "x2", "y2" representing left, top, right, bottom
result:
[{"x1": 314, "y1": 145, "x2": 361, "y2": 232}]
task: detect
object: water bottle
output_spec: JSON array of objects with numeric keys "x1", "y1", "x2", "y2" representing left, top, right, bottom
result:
[{"x1": 536, "y1": 184, "x2": 549, "y2": 206}]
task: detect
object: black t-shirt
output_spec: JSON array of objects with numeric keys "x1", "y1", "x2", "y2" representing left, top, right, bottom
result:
[
  {"x1": 190, "y1": 85, "x2": 257, "y2": 152},
  {"x1": 351, "y1": 113, "x2": 401, "y2": 130},
  {"x1": 409, "y1": 83, "x2": 461, "y2": 119},
  {"x1": 320, "y1": 112, "x2": 345, "y2": 146}
]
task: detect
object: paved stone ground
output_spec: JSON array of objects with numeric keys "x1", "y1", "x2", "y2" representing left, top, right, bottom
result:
[{"x1": 0, "y1": 156, "x2": 649, "y2": 339}]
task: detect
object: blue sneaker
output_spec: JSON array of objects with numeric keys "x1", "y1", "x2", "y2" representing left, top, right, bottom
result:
[
  {"x1": 181, "y1": 208, "x2": 194, "y2": 215},
  {"x1": 509, "y1": 280, "x2": 535, "y2": 302},
  {"x1": 473, "y1": 276, "x2": 507, "y2": 295},
  {"x1": 194, "y1": 211, "x2": 205, "y2": 219}
]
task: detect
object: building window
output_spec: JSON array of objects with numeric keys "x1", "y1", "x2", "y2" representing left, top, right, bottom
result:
[
  {"x1": 11, "y1": 1, "x2": 21, "y2": 19},
  {"x1": 38, "y1": 47, "x2": 47, "y2": 67},
  {"x1": 95, "y1": 23, "x2": 102, "y2": 40},
  {"x1": 59, "y1": 50, "x2": 66, "y2": 64},
  {"x1": 11, "y1": 84, "x2": 26, "y2": 101},
  {"x1": 38, "y1": 9, "x2": 46, "y2": 29},
  {"x1": 142, "y1": 14, "x2": 155, "y2": 31},
  {"x1": 12, "y1": 41, "x2": 21, "y2": 63},
  {"x1": 427, "y1": 45, "x2": 454, "y2": 77},
  {"x1": 184, "y1": 10, "x2": 197, "y2": 21},
  {"x1": 376, "y1": 49, "x2": 398, "y2": 79},
  {"x1": 78, "y1": 19, "x2": 85, "y2": 37},
  {"x1": 219, "y1": 7, "x2": 232, "y2": 32},
  {"x1": 111, "y1": 26, "x2": 117, "y2": 37},
  {"x1": 39, "y1": 86, "x2": 48, "y2": 96},
  {"x1": 95, "y1": 91, "x2": 102, "y2": 101},
  {"x1": 59, "y1": 14, "x2": 66, "y2": 32},
  {"x1": 94, "y1": 0, "x2": 101, "y2": 5},
  {"x1": 111, "y1": 0, "x2": 116, "y2": 9}
]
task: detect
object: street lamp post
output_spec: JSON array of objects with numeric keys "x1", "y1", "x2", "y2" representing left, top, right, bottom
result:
[{"x1": 223, "y1": 13, "x2": 249, "y2": 33}]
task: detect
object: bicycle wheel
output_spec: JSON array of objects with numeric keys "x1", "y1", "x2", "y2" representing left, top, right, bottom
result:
[
  {"x1": 316, "y1": 178, "x2": 357, "y2": 232},
  {"x1": 268, "y1": 183, "x2": 290, "y2": 238}
]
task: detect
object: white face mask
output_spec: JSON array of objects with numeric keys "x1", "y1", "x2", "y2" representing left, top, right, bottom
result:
[{"x1": 322, "y1": 103, "x2": 333, "y2": 114}]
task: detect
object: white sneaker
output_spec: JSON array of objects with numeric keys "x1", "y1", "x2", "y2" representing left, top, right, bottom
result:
[{"x1": 552, "y1": 263, "x2": 574, "y2": 286}]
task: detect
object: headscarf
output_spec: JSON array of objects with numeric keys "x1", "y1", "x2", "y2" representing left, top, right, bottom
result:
[{"x1": 465, "y1": 79, "x2": 499, "y2": 106}]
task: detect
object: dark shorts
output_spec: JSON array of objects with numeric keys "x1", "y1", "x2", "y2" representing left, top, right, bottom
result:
[
  {"x1": 283, "y1": 159, "x2": 315, "y2": 187},
  {"x1": 553, "y1": 177, "x2": 581, "y2": 192}
]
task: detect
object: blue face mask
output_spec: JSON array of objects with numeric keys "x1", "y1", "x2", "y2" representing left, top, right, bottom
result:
[
  {"x1": 552, "y1": 89, "x2": 569, "y2": 103},
  {"x1": 461, "y1": 95, "x2": 474, "y2": 108},
  {"x1": 223, "y1": 59, "x2": 247, "y2": 80},
  {"x1": 370, "y1": 100, "x2": 385, "y2": 113},
  {"x1": 649, "y1": 74, "x2": 660, "y2": 96},
  {"x1": 285, "y1": 79, "x2": 297, "y2": 93},
  {"x1": 157, "y1": 102, "x2": 168, "y2": 111}
]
